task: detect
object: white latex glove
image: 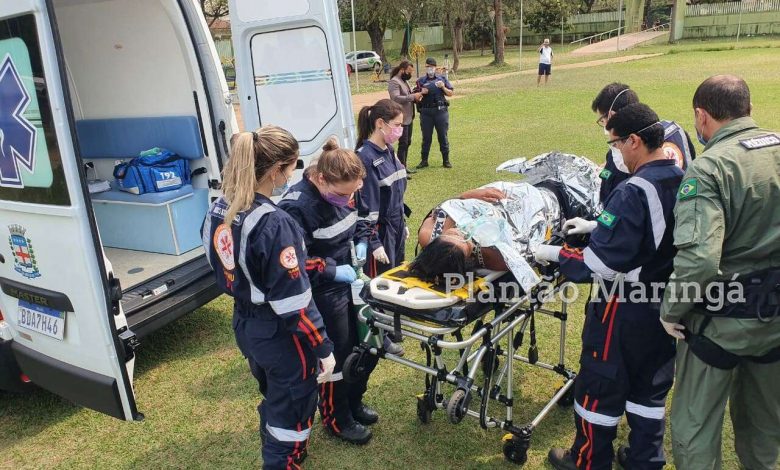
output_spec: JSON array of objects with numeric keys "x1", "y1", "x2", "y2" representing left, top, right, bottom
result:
[
  {"x1": 373, "y1": 246, "x2": 390, "y2": 264},
  {"x1": 533, "y1": 244, "x2": 562, "y2": 265},
  {"x1": 660, "y1": 318, "x2": 685, "y2": 340},
  {"x1": 404, "y1": 226, "x2": 410, "y2": 241},
  {"x1": 317, "y1": 353, "x2": 336, "y2": 384},
  {"x1": 563, "y1": 217, "x2": 598, "y2": 235}
]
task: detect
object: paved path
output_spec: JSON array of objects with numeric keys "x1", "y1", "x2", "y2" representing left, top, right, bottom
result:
[
  {"x1": 572, "y1": 30, "x2": 669, "y2": 55},
  {"x1": 350, "y1": 53, "x2": 662, "y2": 113}
]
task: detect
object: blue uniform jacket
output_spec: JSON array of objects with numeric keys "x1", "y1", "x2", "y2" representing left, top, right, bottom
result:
[
  {"x1": 278, "y1": 175, "x2": 370, "y2": 290},
  {"x1": 560, "y1": 159, "x2": 684, "y2": 290},
  {"x1": 599, "y1": 121, "x2": 695, "y2": 202},
  {"x1": 355, "y1": 140, "x2": 408, "y2": 252},
  {"x1": 414, "y1": 73, "x2": 453, "y2": 109},
  {"x1": 202, "y1": 194, "x2": 333, "y2": 358}
]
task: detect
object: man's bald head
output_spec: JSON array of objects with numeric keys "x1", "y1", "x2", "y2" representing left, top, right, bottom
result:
[{"x1": 693, "y1": 75, "x2": 751, "y2": 121}]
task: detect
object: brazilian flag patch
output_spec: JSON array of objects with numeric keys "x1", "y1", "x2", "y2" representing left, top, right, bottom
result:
[
  {"x1": 599, "y1": 168, "x2": 612, "y2": 180},
  {"x1": 597, "y1": 210, "x2": 617, "y2": 229},
  {"x1": 678, "y1": 178, "x2": 698, "y2": 200}
]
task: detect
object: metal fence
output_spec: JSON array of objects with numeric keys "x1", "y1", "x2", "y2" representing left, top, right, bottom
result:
[
  {"x1": 570, "y1": 10, "x2": 624, "y2": 24},
  {"x1": 686, "y1": 0, "x2": 780, "y2": 16}
]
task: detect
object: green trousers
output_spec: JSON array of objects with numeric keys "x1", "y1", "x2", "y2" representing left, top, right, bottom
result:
[{"x1": 670, "y1": 341, "x2": 780, "y2": 470}]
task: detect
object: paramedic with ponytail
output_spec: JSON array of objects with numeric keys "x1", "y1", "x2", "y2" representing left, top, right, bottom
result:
[
  {"x1": 355, "y1": 99, "x2": 408, "y2": 278},
  {"x1": 202, "y1": 126, "x2": 335, "y2": 469},
  {"x1": 279, "y1": 139, "x2": 378, "y2": 445}
]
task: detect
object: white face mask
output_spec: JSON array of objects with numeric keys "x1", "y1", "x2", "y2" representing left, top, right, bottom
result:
[
  {"x1": 611, "y1": 147, "x2": 630, "y2": 173},
  {"x1": 426, "y1": 67, "x2": 435, "y2": 76}
]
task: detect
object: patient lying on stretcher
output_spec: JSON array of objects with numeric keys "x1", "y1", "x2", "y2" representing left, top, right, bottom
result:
[{"x1": 408, "y1": 152, "x2": 601, "y2": 291}]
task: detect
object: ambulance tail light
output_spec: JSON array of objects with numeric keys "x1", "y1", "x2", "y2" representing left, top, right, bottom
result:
[
  {"x1": 20, "y1": 373, "x2": 31, "y2": 383},
  {"x1": 0, "y1": 308, "x2": 3, "y2": 321}
]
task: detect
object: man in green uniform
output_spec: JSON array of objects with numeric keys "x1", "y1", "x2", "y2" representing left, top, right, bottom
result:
[{"x1": 660, "y1": 75, "x2": 780, "y2": 470}]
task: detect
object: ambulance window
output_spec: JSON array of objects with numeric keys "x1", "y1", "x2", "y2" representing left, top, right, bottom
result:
[{"x1": 0, "y1": 15, "x2": 70, "y2": 206}]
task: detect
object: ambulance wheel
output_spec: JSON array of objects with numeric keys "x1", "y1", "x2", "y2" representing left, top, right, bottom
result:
[
  {"x1": 446, "y1": 389, "x2": 470, "y2": 424},
  {"x1": 416, "y1": 397, "x2": 432, "y2": 424},
  {"x1": 342, "y1": 352, "x2": 364, "y2": 384},
  {"x1": 556, "y1": 385, "x2": 574, "y2": 408},
  {"x1": 502, "y1": 439, "x2": 528, "y2": 465}
]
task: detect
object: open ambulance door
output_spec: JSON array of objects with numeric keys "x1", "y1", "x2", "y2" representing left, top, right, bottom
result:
[
  {"x1": 0, "y1": 1, "x2": 139, "y2": 420},
  {"x1": 228, "y1": 0, "x2": 355, "y2": 172}
]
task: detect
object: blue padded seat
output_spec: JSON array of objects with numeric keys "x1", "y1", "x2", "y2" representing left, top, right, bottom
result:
[{"x1": 91, "y1": 184, "x2": 194, "y2": 204}]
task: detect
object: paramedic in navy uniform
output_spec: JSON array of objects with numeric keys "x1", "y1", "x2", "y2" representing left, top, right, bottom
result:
[
  {"x1": 278, "y1": 139, "x2": 378, "y2": 445},
  {"x1": 355, "y1": 99, "x2": 409, "y2": 277},
  {"x1": 534, "y1": 104, "x2": 683, "y2": 470},
  {"x1": 202, "y1": 126, "x2": 335, "y2": 469}
]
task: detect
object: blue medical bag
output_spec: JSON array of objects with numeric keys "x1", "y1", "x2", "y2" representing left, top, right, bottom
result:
[{"x1": 113, "y1": 148, "x2": 191, "y2": 194}]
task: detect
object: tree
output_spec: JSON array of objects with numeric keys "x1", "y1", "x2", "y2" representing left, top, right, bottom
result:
[
  {"x1": 525, "y1": 0, "x2": 569, "y2": 36},
  {"x1": 491, "y1": 0, "x2": 507, "y2": 66},
  {"x1": 200, "y1": 0, "x2": 228, "y2": 27}
]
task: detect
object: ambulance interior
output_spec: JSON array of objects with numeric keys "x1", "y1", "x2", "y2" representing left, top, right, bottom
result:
[{"x1": 53, "y1": 0, "x2": 223, "y2": 319}]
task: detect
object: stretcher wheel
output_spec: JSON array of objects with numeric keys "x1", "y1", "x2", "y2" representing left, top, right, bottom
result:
[
  {"x1": 446, "y1": 389, "x2": 470, "y2": 424},
  {"x1": 502, "y1": 438, "x2": 528, "y2": 465},
  {"x1": 416, "y1": 396, "x2": 432, "y2": 424},
  {"x1": 556, "y1": 385, "x2": 574, "y2": 408},
  {"x1": 342, "y1": 352, "x2": 365, "y2": 384}
]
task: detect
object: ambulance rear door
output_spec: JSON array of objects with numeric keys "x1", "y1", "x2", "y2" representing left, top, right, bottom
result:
[
  {"x1": 228, "y1": 0, "x2": 355, "y2": 172},
  {"x1": 0, "y1": 1, "x2": 139, "y2": 420}
]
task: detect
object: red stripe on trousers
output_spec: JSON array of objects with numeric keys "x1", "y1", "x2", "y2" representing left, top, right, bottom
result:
[
  {"x1": 576, "y1": 394, "x2": 591, "y2": 467},
  {"x1": 602, "y1": 302, "x2": 618, "y2": 361},
  {"x1": 292, "y1": 336, "x2": 307, "y2": 380}
]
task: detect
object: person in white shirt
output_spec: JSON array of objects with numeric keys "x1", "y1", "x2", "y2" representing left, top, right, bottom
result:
[{"x1": 538, "y1": 38, "x2": 553, "y2": 87}]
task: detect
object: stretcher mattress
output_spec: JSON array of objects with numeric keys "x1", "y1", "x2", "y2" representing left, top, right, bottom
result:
[{"x1": 366, "y1": 265, "x2": 518, "y2": 327}]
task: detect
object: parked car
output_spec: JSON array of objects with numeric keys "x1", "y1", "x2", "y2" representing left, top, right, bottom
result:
[{"x1": 345, "y1": 50, "x2": 382, "y2": 72}]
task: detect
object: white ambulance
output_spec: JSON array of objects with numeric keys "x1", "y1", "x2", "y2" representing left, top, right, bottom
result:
[{"x1": 0, "y1": 0, "x2": 354, "y2": 420}]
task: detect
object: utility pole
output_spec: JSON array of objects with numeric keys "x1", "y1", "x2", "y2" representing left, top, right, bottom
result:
[
  {"x1": 616, "y1": 0, "x2": 624, "y2": 53},
  {"x1": 351, "y1": 0, "x2": 359, "y2": 92},
  {"x1": 519, "y1": 0, "x2": 523, "y2": 71}
]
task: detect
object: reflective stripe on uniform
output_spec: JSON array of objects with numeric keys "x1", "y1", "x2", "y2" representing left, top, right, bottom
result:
[
  {"x1": 312, "y1": 212, "x2": 358, "y2": 240},
  {"x1": 282, "y1": 191, "x2": 302, "y2": 201},
  {"x1": 269, "y1": 289, "x2": 312, "y2": 314},
  {"x1": 266, "y1": 423, "x2": 311, "y2": 442},
  {"x1": 627, "y1": 176, "x2": 665, "y2": 249},
  {"x1": 574, "y1": 401, "x2": 621, "y2": 427},
  {"x1": 584, "y1": 247, "x2": 620, "y2": 280},
  {"x1": 625, "y1": 401, "x2": 665, "y2": 420},
  {"x1": 360, "y1": 211, "x2": 379, "y2": 222},
  {"x1": 201, "y1": 208, "x2": 215, "y2": 270},
  {"x1": 378, "y1": 169, "x2": 407, "y2": 187},
  {"x1": 238, "y1": 203, "x2": 275, "y2": 304}
]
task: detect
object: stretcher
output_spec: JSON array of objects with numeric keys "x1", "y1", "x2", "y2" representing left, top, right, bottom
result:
[{"x1": 344, "y1": 264, "x2": 577, "y2": 465}]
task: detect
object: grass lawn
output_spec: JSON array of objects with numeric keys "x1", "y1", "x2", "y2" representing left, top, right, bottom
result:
[{"x1": 2, "y1": 41, "x2": 780, "y2": 469}]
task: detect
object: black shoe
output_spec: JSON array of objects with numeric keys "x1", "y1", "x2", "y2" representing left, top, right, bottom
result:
[
  {"x1": 443, "y1": 160, "x2": 452, "y2": 168},
  {"x1": 548, "y1": 448, "x2": 578, "y2": 470},
  {"x1": 406, "y1": 166, "x2": 417, "y2": 174},
  {"x1": 384, "y1": 340, "x2": 405, "y2": 356},
  {"x1": 352, "y1": 403, "x2": 379, "y2": 426},
  {"x1": 616, "y1": 445, "x2": 629, "y2": 468},
  {"x1": 406, "y1": 175, "x2": 412, "y2": 180},
  {"x1": 416, "y1": 161, "x2": 429, "y2": 169},
  {"x1": 324, "y1": 421, "x2": 373, "y2": 445}
]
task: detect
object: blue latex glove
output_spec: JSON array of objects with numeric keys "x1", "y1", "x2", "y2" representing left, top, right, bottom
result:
[
  {"x1": 355, "y1": 242, "x2": 368, "y2": 262},
  {"x1": 334, "y1": 265, "x2": 358, "y2": 283}
]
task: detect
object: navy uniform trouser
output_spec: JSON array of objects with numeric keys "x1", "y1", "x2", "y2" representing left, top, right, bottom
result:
[
  {"x1": 397, "y1": 122, "x2": 413, "y2": 168},
  {"x1": 419, "y1": 108, "x2": 449, "y2": 162},
  {"x1": 366, "y1": 217, "x2": 406, "y2": 277},
  {"x1": 569, "y1": 297, "x2": 676, "y2": 470},
  {"x1": 314, "y1": 285, "x2": 378, "y2": 432},
  {"x1": 233, "y1": 308, "x2": 318, "y2": 470}
]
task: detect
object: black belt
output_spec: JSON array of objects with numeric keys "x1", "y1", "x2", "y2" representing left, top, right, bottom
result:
[{"x1": 695, "y1": 267, "x2": 780, "y2": 321}]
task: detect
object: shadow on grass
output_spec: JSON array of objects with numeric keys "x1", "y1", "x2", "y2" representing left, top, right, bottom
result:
[
  {"x1": 0, "y1": 387, "x2": 80, "y2": 451},
  {"x1": 125, "y1": 430, "x2": 260, "y2": 470}
]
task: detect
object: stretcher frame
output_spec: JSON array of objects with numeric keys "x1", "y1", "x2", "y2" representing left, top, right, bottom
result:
[{"x1": 346, "y1": 270, "x2": 577, "y2": 465}]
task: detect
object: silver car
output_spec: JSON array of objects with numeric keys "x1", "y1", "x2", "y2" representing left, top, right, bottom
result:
[{"x1": 345, "y1": 50, "x2": 382, "y2": 72}]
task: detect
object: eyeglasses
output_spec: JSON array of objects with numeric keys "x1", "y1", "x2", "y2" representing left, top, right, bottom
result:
[
  {"x1": 595, "y1": 114, "x2": 608, "y2": 126},
  {"x1": 606, "y1": 121, "x2": 661, "y2": 148},
  {"x1": 607, "y1": 136, "x2": 629, "y2": 148}
]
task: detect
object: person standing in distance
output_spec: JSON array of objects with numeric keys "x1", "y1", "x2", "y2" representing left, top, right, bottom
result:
[
  {"x1": 414, "y1": 57, "x2": 454, "y2": 169},
  {"x1": 388, "y1": 60, "x2": 423, "y2": 178},
  {"x1": 538, "y1": 38, "x2": 553, "y2": 87},
  {"x1": 660, "y1": 75, "x2": 780, "y2": 470},
  {"x1": 202, "y1": 126, "x2": 335, "y2": 469}
]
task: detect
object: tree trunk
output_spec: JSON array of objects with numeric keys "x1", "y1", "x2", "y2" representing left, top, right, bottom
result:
[
  {"x1": 492, "y1": 0, "x2": 506, "y2": 65},
  {"x1": 451, "y1": 17, "x2": 464, "y2": 71},
  {"x1": 366, "y1": 21, "x2": 387, "y2": 64},
  {"x1": 400, "y1": 24, "x2": 410, "y2": 59}
]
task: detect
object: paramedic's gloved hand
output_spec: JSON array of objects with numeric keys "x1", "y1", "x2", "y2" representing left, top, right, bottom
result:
[
  {"x1": 373, "y1": 246, "x2": 390, "y2": 264},
  {"x1": 355, "y1": 242, "x2": 368, "y2": 263},
  {"x1": 563, "y1": 217, "x2": 597, "y2": 235},
  {"x1": 404, "y1": 226, "x2": 410, "y2": 240},
  {"x1": 334, "y1": 265, "x2": 358, "y2": 283},
  {"x1": 660, "y1": 317, "x2": 686, "y2": 340},
  {"x1": 317, "y1": 353, "x2": 337, "y2": 384},
  {"x1": 532, "y1": 244, "x2": 562, "y2": 265}
]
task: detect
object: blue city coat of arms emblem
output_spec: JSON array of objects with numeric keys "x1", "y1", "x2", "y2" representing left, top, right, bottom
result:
[{"x1": 8, "y1": 224, "x2": 40, "y2": 279}]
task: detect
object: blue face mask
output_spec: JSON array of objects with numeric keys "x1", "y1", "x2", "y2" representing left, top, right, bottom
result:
[
  {"x1": 272, "y1": 173, "x2": 290, "y2": 197},
  {"x1": 696, "y1": 129, "x2": 708, "y2": 146}
]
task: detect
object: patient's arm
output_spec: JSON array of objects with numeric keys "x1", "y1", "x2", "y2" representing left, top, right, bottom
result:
[
  {"x1": 418, "y1": 213, "x2": 457, "y2": 248},
  {"x1": 481, "y1": 247, "x2": 508, "y2": 271},
  {"x1": 460, "y1": 188, "x2": 506, "y2": 203}
]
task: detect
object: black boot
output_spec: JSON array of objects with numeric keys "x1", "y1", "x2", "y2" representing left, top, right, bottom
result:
[
  {"x1": 351, "y1": 402, "x2": 379, "y2": 425},
  {"x1": 616, "y1": 445, "x2": 629, "y2": 468},
  {"x1": 548, "y1": 448, "x2": 578, "y2": 470},
  {"x1": 442, "y1": 155, "x2": 452, "y2": 168},
  {"x1": 416, "y1": 160, "x2": 429, "y2": 169},
  {"x1": 324, "y1": 421, "x2": 373, "y2": 445}
]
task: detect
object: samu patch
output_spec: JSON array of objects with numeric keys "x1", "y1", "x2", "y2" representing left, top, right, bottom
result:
[
  {"x1": 678, "y1": 178, "x2": 698, "y2": 200},
  {"x1": 599, "y1": 168, "x2": 612, "y2": 180},
  {"x1": 597, "y1": 210, "x2": 618, "y2": 229},
  {"x1": 279, "y1": 246, "x2": 299, "y2": 269}
]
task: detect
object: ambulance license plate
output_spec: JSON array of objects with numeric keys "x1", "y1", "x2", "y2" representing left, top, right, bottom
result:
[{"x1": 17, "y1": 300, "x2": 65, "y2": 340}]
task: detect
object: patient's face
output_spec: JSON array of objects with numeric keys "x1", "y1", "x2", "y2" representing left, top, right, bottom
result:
[{"x1": 438, "y1": 228, "x2": 472, "y2": 257}]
